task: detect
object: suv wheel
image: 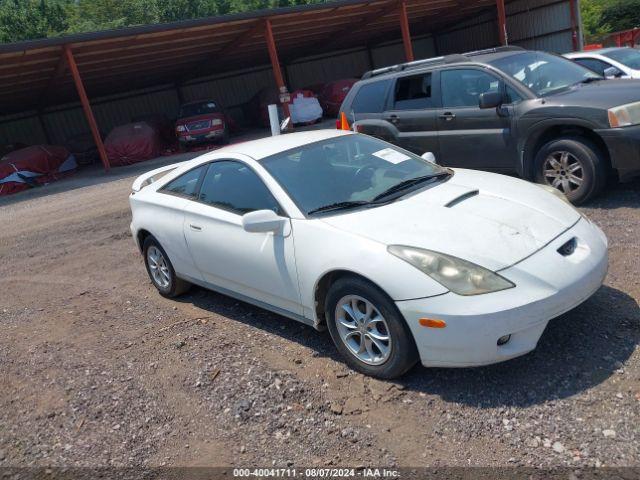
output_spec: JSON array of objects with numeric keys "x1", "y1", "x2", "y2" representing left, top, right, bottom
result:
[
  {"x1": 534, "y1": 137, "x2": 606, "y2": 204},
  {"x1": 325, "y1": 276, "x2": 419, "y2": 379}
]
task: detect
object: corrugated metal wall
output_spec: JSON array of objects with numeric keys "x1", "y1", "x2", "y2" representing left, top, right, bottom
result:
[
  {"x1": 434, "y1": 0, "x2": 575, "y2": 54},
  {"x1": 0, "y1": 0, "x2": 576, "y2": 148}
]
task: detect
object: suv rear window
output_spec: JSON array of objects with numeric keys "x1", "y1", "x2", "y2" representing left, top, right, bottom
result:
[
  {"x1": 351, "y1": 80, "x2": 391, "y2": 113},
  {"x1": 393, "y1": 73, "x2": 433, "y2": 110}
]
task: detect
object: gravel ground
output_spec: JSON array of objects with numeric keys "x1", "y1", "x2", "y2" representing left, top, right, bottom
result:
[{"x1": 0, "y1": 165, "x2": 638, "y2": 471}]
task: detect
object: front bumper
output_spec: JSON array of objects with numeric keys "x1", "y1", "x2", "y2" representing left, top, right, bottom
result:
[
  {"x1": 178, "y1": 128, "x2": 225, "y2": 144},
  {"x1": 396, "y1": 218, "x2": 608, "y2": 367},
  {"x1": 596, "y1": 124, "x2": 640, "y2": 181}
]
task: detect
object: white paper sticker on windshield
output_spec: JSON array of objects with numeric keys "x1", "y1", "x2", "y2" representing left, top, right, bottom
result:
[{"x1": 372, "y1": 148, "x2": 411, "y2": 164}]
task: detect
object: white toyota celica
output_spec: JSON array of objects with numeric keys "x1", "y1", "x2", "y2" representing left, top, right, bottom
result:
[{"x1": 129, "y1": 130, "x2": 608, "y2": 379}]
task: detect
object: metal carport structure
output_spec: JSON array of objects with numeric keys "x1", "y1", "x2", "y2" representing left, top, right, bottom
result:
[{"x1": 0, "y1": 0, "x2": 581, "y2": 171}]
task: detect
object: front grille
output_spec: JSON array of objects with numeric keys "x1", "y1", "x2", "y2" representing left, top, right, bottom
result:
[
  {"x1": 557, "y1": 237, "x2": 577, "y2": 256},
  {"x1": 186, "y1": 120, "x2": 211, "y2": 131}
]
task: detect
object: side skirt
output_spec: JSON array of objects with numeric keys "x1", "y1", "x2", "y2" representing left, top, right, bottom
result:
[{"x1": 179, "y1": 274, "x2": 319, "y2": 330}]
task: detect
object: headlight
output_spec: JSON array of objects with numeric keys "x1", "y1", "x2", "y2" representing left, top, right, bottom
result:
[
  {"x1": 538, "y1": 184, "x2": 570, "y2": 203},
  {"x1": 211, "y1": 118, "x2": 223, "y2": 126},
  {"x1": 388, "y1": 245, "x2": 515, "y2": 296},
  {"x1": 608, "y1": 101, "x2": 640, "y2": 127},
  {"x1": 176, "y1": 125, "x2": 186, "y2": 132}
]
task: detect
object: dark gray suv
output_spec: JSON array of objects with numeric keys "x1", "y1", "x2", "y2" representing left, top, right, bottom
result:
[{"x1": 339, "y1": 46, "x2": 640, "y2": 204}]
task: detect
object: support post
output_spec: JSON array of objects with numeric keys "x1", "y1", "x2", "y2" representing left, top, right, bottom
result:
[
  {"x1": 366, "y1": 45, "x2": 376, "y2": 69},
  {"x1": 63, "y1": 45, "x2": 110, "y2": 172},
  {"x1": 37, "y1": 111, "x2": 52, "y2": 145},
  {"x1": 264, "y1": 19, "x2": 291, "y2": 127},
  {"x1": 174, "y1": 83, "x2": 185, "y2": 104},
  {"x1": 399, "y1": 0, "x2": 414, "y2": 62},
  {"x1": 569, "y1": 0, "x2": 579, "y2": 51},
  {"x1": 496, "y1": 0, "x2": 508, "y2": 46}
]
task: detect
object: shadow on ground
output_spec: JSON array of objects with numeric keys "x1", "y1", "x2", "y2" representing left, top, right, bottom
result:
[{"x1": 177, "y1": 283, "x2": 639, "y2": 408}]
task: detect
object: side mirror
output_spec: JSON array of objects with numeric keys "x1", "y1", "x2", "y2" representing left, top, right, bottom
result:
[
  {"x1": 280, "y1": 117, "x2": 291, "y2": 132},
  {"x1": 421, "y1": 152, "x2": 437, "y2": 164},
  {"x1": 603, "y1": 66, "x2": 623, "y2": 78},
  {"x1": 479, "y1": 91, "x2": 503, "y2": 109},
  {"x1": 242, "y1": 209, "x2": 288, "y2": 234}
]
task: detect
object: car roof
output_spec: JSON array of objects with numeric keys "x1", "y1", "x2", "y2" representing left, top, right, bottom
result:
[
  {"x1": 567, "y1": 47, "x2": 629, "y2": 56},
  {"x1": 210, "y1": 129, "x2": 354, "y2": 161}
]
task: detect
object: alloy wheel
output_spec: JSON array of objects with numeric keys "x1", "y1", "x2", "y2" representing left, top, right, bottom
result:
[
  {"x1": 335, "y1": 295, "x2": 391, "y2": 365},
  {"x1": 543, "y1": 151, "x2": 584, "y2": 194},
  {"x1": 147, "y1": 245, "x2": 170, "y2": 289}
]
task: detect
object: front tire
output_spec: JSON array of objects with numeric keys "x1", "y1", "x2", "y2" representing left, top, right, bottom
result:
[
  {"x1": 325, "y1": 276, "x2": 418, "y2": 379},
  {"x1": 142, "y1": 236, "x2": 190, "y2": 298},
  {"x1": 534, "y1": 136, "x2": 606, "y2": 204}
]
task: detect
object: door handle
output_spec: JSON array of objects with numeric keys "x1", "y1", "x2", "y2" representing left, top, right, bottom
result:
[
  {"x1": 387, "y1": 114, "x2": 399, "y2": 124},
  {"x1": 189, "y1": 224, "x2": 202, "y2": 231},
  {"x1": 439, "y1": 112, "x2": 456, "y2": 121}
]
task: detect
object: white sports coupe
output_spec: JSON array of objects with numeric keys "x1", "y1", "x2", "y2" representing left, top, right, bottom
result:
[{"x1": 129, "y1": 130, "x2": 608, "y2": 378}]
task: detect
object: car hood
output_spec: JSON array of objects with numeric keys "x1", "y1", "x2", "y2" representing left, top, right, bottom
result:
[
  {"x1": 177, "y1": 113, "x2": 224, "y2": 124},
  {"x1": 549, "y1": 78, "x2": 640, "y2": 109},
  {"x1": 320, "y1": 169, "x2": 580, "y2": 271}
]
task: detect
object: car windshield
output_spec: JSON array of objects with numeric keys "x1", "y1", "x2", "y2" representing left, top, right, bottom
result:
[
  {"x1": 261, "y1": 134, "x2": 447, "y2": 216},
  {"x1": 488, "y1": 51, "x2": 601, "y2": 96},
  {"x1": 602, "y1": 48, "x2": 640, "y2": 70},
  {"x1": 179, "y1": 101, "x2": 220, "y2": 118}
]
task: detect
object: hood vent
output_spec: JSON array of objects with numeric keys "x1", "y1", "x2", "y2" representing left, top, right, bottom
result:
[
  {"x1": 557, "y1": 237, "x2": 577, "y2": 256},
  {"x1": 445, "y1": 189, "x2": 479, "y2": 208}
]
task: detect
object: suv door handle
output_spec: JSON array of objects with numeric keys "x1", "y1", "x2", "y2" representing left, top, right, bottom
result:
[
  {"x1": 386, "y1": 114, "x2": 399, "y2": 124},
  {"x1": 189, "y1": 224, "x2": 202, "y2": 231},
  {"x1": 439, "y1": 112, "x2": 456, "y2": 121}
]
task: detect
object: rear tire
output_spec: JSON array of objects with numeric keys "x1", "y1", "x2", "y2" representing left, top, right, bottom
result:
[
  {"x1": 534, "y1": 136, "x2": 606, "y2": 204},
  {"x1": 325, "y1": 276, "x2": 419, "y2": 379},
  {"x1": 142, "y1": 236, "x2": 190, "y2": 298}
]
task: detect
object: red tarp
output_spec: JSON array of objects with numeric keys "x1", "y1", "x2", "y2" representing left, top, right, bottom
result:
[
  {"x1": 0, "y1": 145, "x2": 76, "y2": 196},
  {"x1": 319, "y1": 79, "x2": 357, "y2": 117},
  {"x1": 105, "y1": 121, "x2": 167, "y2": 166}
]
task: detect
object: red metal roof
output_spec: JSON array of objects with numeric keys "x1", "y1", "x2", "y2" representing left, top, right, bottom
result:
[{"x1": 0, "y1": 0, "x2": 498, "y2": 114}]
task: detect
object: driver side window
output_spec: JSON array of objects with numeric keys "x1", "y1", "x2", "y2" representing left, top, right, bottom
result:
[
  {"x1": 440, "y1": 69, "x2": 501, "y2": 108},
  {"x1": 197, "y1": 160, "x2": 283, "y2": 216}
]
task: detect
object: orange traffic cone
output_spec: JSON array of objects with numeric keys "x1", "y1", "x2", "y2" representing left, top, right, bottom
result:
[{"x1": 339, "y1": 111, "x2": 350, "y2": 130}]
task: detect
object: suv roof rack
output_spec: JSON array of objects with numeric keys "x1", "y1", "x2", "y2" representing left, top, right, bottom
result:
[
  {"x1": 463, "y1": 45, "x2": 525, "y2": 56},
  {"x1": 361, "y1": 53, "x2": 471, "y2": 79},
  {"x1": 361, "y1": 45, "x2": 525, "y2": 79}
]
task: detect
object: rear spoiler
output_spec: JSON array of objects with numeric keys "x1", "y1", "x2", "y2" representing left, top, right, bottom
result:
[{"x1": 131, "y1": 163, "x2": 180, "y2": 192}]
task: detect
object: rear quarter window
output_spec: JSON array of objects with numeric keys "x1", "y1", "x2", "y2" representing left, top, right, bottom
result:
[
  {"x1": 350, "y1": 80, "x2": 391, "y2": 114},
  {"x1": 160, "y1": 165, "x2": 206, "y2": 199}
]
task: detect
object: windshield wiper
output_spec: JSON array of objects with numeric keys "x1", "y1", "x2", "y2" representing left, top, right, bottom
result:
[
  {"x1": 373, "y1": 172, "x2": 450, "y2": 202},
  {"x1": 307, "y1": 200, "x2": 372, "y2": 215},
  {"x1": 579, "y1": 76, "x2": 604, "y2": 84}
]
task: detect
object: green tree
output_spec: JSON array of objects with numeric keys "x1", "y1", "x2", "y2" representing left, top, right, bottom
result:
[
  {"x1": 0, "y1": 0, "x2": 69, "y2": 43},
  {"x1": 581, "y1": 0, "x2": 640, "y2": 42},
  {"x1": 0, "y1": 0, "x2": 329, "y2": 43},
  {"x1": 600, "y1": 0, "x2": 640, "y2": 32}
]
